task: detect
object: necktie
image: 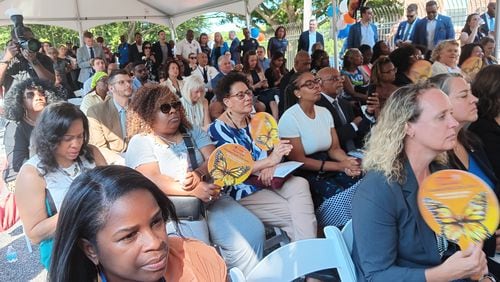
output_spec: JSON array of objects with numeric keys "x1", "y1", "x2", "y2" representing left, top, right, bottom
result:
[
  {"x1": 202, "y1": 67, "x2": 208, "y2": 84},
  {"x1": 89, "y1": 47, "x2": 95, "y2": 59},
  {"x1": 332, "y1": 99, "x2": 347, "y2": 125},
  {"x1": 119, "y1": 108, "x2": 127, "y2": 139}
]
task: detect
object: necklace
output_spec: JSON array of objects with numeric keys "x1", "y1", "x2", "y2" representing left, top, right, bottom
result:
[
  {"x1": 59, "y1": 160, "x2": 81, "y2": 179},
  {"x1": 157, "y1": 133, "x2": 179, "y2": 146},
  {"x1": 226, "y1": 111, "x2": 248, "y2": 131}
]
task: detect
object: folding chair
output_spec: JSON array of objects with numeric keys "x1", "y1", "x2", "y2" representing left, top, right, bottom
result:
[{"x1": 229, "y1": 226, "x2": 357, "y2": 282}]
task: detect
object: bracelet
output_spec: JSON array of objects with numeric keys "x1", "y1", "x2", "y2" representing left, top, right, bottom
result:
[
  {"x1": 0, "y1": 60, "x2": 9, "y2": 65},
  {"x1": 319, "y1": 160, "x2": 325, "y2": 174},
  {"x1": 481, "y1": 274, "x2": 497, "y2": 282}
]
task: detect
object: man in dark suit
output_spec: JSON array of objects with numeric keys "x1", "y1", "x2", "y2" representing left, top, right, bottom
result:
[
  {"x1": 411, "y1": 1, "x2": 455, "y2": 57},
  {"x1": 480, "y1": 2, "x2": 496, "y2": 37},
  {"x1": 316, "y1": 67, "x2": 377, "y2": 152},
  {"x1": 128, "y1": 32, "x2": 144, "y2": 63},
  {"x1": 346, "y1": 6, "x2": 378, "y2": 50},
  {"x1": 278, "y1": 51, "x2": 311, "y2": 116},
  {"x1": 394, "y1": 4, "x2": 419, "y2": 46},
  {"x1": 298, "y1": 18, "x2": 324, "y2": 54}
]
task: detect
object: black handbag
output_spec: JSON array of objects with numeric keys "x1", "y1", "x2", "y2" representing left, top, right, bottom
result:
[{"x1": 169, "y1": 133, "x2": 205, "y2": 221}]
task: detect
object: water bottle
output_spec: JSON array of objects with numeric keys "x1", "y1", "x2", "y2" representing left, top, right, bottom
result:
[{"x1": 5, "y1": 245, "x2": 18, "y2": 263}]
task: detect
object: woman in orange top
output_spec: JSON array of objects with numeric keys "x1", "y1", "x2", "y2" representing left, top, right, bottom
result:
[{"x1": 49, "y1": 165, "x2": 226, "y2": 282}]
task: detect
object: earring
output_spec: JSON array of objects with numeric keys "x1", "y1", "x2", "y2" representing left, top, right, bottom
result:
[{"x1": 298, "y1": 95, "x2": 301, "y2": 99}]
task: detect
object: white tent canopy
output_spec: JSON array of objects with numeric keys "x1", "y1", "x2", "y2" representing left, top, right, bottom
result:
[{"x1": 0, "y1": 0, "x2": 263, "y2": 33}]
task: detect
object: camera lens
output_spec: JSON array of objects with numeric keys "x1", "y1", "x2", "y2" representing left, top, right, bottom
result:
[{"x1": 23, "y1": 39, "x2": 41, "y2": 53}]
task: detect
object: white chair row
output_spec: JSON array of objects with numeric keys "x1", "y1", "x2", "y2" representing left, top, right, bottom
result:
[{"x1": 229, "y1": 222, "x2": 357, "y2": 282}]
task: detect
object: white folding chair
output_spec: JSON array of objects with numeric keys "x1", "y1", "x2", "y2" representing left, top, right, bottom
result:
[
  {"x1": 341, "y1": 219, "x2": 354, "y2": 254},
  {"x1": 229, "y1": 226, "x2": 357, "y2": 282}
]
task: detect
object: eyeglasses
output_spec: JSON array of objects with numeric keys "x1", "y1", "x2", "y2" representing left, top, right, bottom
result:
[
  {"x1": 189, "y1": 56, "x2": 197, "y2": 60},
  {"x1": 112, "y1": 79, "x2": 132, "y2": 86},
  {"x1": 144, "y1": 46, "x2": 151, "y2": 49},
  {"x1": 160, "y1": 101, "x2": 182, "y2": 114},
  {"x1": 299, "y1": 78, "x2": 322, "y2": 89},
  {"x1": 228, "y1": 89, "x2": 253, "y2": 100},
  {"x1": 320, "y1": 76, "x2": 344, "y2": 83},
  {"x1": 381, "y1": 67, "x2": 397, "y2": 74},
  {"x1": 24, "y1": 90, "x2": 46, "y2": 99}
]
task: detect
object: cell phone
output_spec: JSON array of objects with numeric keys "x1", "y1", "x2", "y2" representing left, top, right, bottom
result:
[{"x1": 366, "y1": 84, "x2": 376, "y2": 97}]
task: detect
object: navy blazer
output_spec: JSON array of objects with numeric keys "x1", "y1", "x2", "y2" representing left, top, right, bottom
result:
[
  {"x1": 316, "y1": 94, "x2": 372, "y2": 151},
  {"x1": 411, "y1": 15, "x2": 455, "y2": 47},
  {"x1": 297, "y1": 31, "x2": 324, "y2": 53},
  {"x1": 346, "y1": 22, "x2": 378, "y2": 49},
  {"x1": 352, "y1": 162, "x2": 444, "y2": 281},
  {"x1": 394, "y1": 20, "x2": 417, "y2": 45}
]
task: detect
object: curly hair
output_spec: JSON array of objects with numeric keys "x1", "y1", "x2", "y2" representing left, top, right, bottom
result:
[
  {"x1": 471, "y1": 65, "x2": 500, "y2": 120},
  {"x1": 342, "y1": 48, "x2": 362, "y2": 70},
  {"x1": 33, "y1": 102, "x2": 94, "y2": 176},
  {"x1": 128, "y1": 84, "x2": 192, "y2": 138},
  {"x1": 389, "y1": 44, "x2": 417, "y2": 74},
  {"x1": 4, "y1": 78, "x2": 64, "y2": 122},
  {"x1": 363, "y1": 82, "x2": 447, "y2": 184}
]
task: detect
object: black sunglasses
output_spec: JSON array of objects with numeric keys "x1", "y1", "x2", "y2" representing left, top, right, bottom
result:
[{"x1": 160, "y1": 101, "x2": 182, "y2": 114}]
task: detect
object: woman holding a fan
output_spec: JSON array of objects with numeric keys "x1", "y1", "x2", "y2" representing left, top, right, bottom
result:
[
  {"x1": 208, "y1": 72, "x2": 317, "y2": 243},
  {"x1": 351, "y1": 82, "x2": 490, "y2": 281},
  {"x1": 125, "y1": 84, "x2": 265, "y2": 276}
]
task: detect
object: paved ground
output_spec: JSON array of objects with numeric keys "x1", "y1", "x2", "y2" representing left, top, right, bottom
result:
[{"x1": 0, "y1": 114, "x2": 47, "y2": 281}]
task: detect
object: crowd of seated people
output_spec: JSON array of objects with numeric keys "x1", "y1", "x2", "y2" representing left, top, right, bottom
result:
[{"x1": 1, "y1": 1, "x2": 500, "y2": 280}]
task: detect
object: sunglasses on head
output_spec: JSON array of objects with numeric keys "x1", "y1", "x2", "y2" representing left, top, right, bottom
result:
[{"x1": 160, "y1": 101, "x2": 182, "y2": 114}]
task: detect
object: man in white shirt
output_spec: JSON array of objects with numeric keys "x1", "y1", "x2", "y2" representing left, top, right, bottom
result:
[
  {"x1": 192, "y1": 52, "x2": 219, "y2": 100},
  {"x1": 176, "y1": 29, "x2": 201, "y2": 66},
  {"x1": 346, "y1": 6, "x2": 378, "y2": 49},
  {"x1": 298, "y1": 18, "x2": 325, "y2": 54}
]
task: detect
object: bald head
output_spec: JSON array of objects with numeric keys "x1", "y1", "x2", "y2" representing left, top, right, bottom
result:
[
  {"x1": 317, "y1": 67, "x2": 344, "y2": 97},
  {"x1": 294, "y1": 51, "x2": 311, "y2": 72}
]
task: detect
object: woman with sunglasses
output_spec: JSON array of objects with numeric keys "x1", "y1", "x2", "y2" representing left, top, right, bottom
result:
[
  {"x1": 208, "y1": 72, "x2": 317, "y2": 243},
  {"x1": 15, "y1": 102, "x2": 107, "y2": 269},
  {"x1": 3, "y1": 78, "x2": 64, "y2": 193},
  {"x1": 142, "y1": 41, "x2": 158, "y2": 82},
  {"x1": 278, "y1": 72, "x2": 362, "y2": 226},
  {"x1": 185, "y1": 52, "x2": 198, "y2": 77},
  {"x1": 126, "y1": 84, "x2": 265, "y2": 276}
]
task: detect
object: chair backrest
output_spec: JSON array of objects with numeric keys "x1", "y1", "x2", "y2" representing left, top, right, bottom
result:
[
  {"x1": 342, "y1": 219, "x2": 354, "y2": 254},
  {"x1": 230, "y1": 226, "x2": 357, "y2": 282}
]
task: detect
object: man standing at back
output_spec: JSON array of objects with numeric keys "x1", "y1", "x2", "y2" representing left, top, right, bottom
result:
[
  {"x1": 77, "y1": 31, "x2": 104, "y2": 84},
  {"x1": 298, "y1": 18, "x2": 324, "y2": 54},
  {"x1": 346, "y1": 6, "x2": 378, "y2": 49},
  {"x1": 87, "y1": 69, "x2": 132, "y2": 165},
  {"x1": 394, "y1": 4, "x2": 419, "y2": 46},
  {"x1": 152, "y1": 30, "x2": 173, "y2": 68},
  {"x1": 412, "y1": 1, "x2": 455, "y2": 57},
  {"x1": 176, "y1": 29, "x2": 201, "y2": 67},
  {"x1": 229, "y1": 30, "x2": 241, "y2": 64},
  {"x1": 128, "y1": 32, "x2": 144, "y2": 63},
  {"x1": 480, "y1": 2, "x2": 496, "y2": 37}
]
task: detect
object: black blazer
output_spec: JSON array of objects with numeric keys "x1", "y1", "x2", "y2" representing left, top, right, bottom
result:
[
  {"x1": 152, "y1": 41, "x2": 173, "y2": 66},
  {"x1": 316, "y1": 94, "x2": 372, "y2": 151},
  {"x1": 128, "y1": 43, "x2": 144, "y2": 64},
  {"x1": 297, "y1": 31, "x2": 324, "y2": 53}
]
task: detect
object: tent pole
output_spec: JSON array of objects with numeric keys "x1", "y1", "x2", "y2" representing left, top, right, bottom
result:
[
  {"x1": 332, "y1": 0, "x2": 338, "y2": 68},
  {"x1": 304, "y1": 0, "x2": 312, "y2": 31},
  {"x1": 75, "y1": 0, "x2": 84, "y2": 46},
  {"x1": 495, "y1": 0, "x2": 500, "y2": 60},
  {"x1": 168, "y1": 18, "x2": 177, "y2": 43},
  {"x1": 244, "y1": 0, "x2": 251, "y2": 28}
]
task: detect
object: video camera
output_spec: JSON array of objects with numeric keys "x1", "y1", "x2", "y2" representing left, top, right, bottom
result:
[{"x1": 7, "y1": 10, "x2": 41, "y2": 53}]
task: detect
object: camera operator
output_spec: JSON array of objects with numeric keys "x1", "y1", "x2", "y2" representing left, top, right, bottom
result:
[{"x1": 0, "y1": 27, "x2": 54, "y2": 93}]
